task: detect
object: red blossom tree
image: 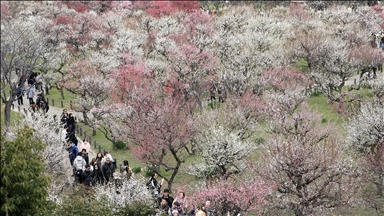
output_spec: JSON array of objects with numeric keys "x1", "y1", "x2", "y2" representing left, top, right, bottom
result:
[
  {"x1": 96, "y1": 58, "x2": 196, "y2": 192},
  {"x1": 147, "y1": 1, "x2": 200, "y2": 18},
  {"x1": 189, "y1": 175, "x2": 272, "y2": 216}
]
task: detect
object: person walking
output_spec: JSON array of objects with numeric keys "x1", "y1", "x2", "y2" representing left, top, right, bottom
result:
[
  {"x1": 26, "y1": 83, "x2": 35, "y2": 105},
  {"x1": 16, "y1": 86, "x2": 24, "y2": 106}
]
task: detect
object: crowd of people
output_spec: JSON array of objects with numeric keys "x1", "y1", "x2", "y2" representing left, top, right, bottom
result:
[
  {"x1": 60, "y1": 109, "x2": 122, "y2": 187},
  {"x1": 15, "y1": 70, "x2": 49, "y2": 113},
  {"x1": 147, "y1": 172, "x2": 214, "y2": 216}
]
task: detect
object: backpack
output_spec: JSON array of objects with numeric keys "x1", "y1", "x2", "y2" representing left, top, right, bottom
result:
[
  {"x1": 40, "y1": 100, "x2": 49, "y2": 112},
  {"x1": 17, "y1": 87, "x2": 24, "y2": 96},
  {"x1": 146, "y1": 178, "x2": 153, "y2": 189}
]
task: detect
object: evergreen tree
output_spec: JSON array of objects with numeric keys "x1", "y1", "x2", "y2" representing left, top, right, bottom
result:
[{"x1": 1, "y1": 127, "x2": 52, "y2": 216}]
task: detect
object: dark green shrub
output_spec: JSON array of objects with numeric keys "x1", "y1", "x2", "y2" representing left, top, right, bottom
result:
[
  {"x1": 132, "y1": 166, "x2": 142, "y2": 174},
  {"x1": 312, "y1": 89, "x2": 321, "y2": 97},
  {"x1": 115, "y1": 140, "x2": 127, "y2": 150},
  {"x1": 208, "y1": 100, "x2": 220, "y2": 109},
  {"x1": 255, "y1": 137, "x2": 265, "y2": 144},
  {"x1": 145, "y1": 168, "x2": 154, "y2": 178}
]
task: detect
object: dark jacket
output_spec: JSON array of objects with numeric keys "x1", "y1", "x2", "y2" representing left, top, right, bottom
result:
[
  {"x1": 82, "y1": 154, "x2": 89, "y2": 165},
  {"x1": 148, "y1": 177, "x2": 161, "y2": 195},
  {"x1": 60, "y1": 113, "x2": 69, "y2": 124},
  {"x1": 67, "y1": 117, "x2": 76, "y2": 126},
  {"x1": 161, "y1": 195, "x2": 174, "y2": 208},
  {"x1": 67, "y1": 132, "x2": 78, "y2": 146},
  {"x1": 102, "y1": 162, "x2": 115, "y2": 182},
  {"x1": 93, "y1": 168, "x2": 104, "y2": 185},
  {"x1": 82, "y1": 170, "x2": 94, "y2": 187}
]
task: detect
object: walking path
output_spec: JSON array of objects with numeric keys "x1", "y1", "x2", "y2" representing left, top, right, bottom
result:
[{"x1": 14, "y1": 90, "x2": 96, "y2": 159}]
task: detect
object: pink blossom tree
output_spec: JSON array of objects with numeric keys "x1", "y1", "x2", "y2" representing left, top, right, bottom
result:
[
  {"x1": 189, "y1": 175, "x2": 272, "y2": 215},
  {"x1": 146, "y1": 1, "x2": 200, "y2": 18},
  {"x1": 92, "y1": 58, "x2": 196, "y2": 192}
]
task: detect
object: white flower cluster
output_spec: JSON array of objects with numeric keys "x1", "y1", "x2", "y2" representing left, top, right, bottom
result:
[{"x1": 94, "y1": 176, "x2": 153, "y2": 207}]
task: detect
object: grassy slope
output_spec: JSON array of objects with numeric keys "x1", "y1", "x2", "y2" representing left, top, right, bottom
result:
[
  {"x1": 44, "y1": 88, "x2": 77, "y2": 110},
  {"x1": 4, "y1": 74, "x2": 379, "y2": 214}
]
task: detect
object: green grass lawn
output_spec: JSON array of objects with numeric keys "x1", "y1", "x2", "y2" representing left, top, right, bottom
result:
[
  {"x1": 44, "y1": 88, "x2": 77, "y2": 110},
  {"x1": 306, "y1": 93, "x2": 344, "y2": 125}
]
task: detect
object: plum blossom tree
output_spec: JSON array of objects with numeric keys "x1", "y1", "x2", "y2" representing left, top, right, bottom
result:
[
  {"x1": 212, "y1": 6, "x2": 292, "y2": 96},
  {"x1": 146, "y1": 1, "x2": 200, "y2": 18},
  {"x1": 94, "y1": 176, "x2": 153, "y2": 208},
  {"x1": 33, "y1": 1, "x2": 122, "y2": 99},
  {"x1": 346, "y1": 100, "x2": 384, "y2": 212},
  {"x1": 257, "y1": 103, "x2": 360, "y2": 216},
  {"x1": 1, "y1": 5, "x2": 52, "y2": 127},
  {"x1": 188, "y1": 93, "x2": 263, "y2": 179},
  {"x1": 143, "y1": 13, "x2": 218, "y2": 109},
  {"x1": 60, "y1": 59, "x2": 112, "y2": 124},
  {"x1": 370, "y1": 74, "x2": 384, "y2": 99},
  {"x1": 124, "y1": 94, "x2": 194, "y2": 192},
  {"x1": 287, "y1": 4, "x2": 383, "y2": 109},
  {"x1": 92, "y1": 59, "x2": 196, "y2": 192},
  {"x1": 262, "y1": 68, "x2": 311, "y2": 119},
  {"x1": 189, "y1": 175, "x2": 271, "y2": 216}
]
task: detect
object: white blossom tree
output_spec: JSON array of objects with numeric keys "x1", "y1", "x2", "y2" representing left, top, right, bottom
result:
[
  {"x1": 212, "y1": 5, "x2": 292, "y2": 96},
  {"x1": 94, "y1": 176, "x2": 153, "y2": 208},
  {"x1": 8, "y1": 111, "x2": 72, "y2": 204},
  {"x1": 286, "y1": 4, "x2": 383, "y2": 107},
  {"x1": 346, "y1": 100, "x2": 384, "y2": 213},
  {"x1": 1, "y1": 3, "x2": 52, "y2": 127},
  {"x1": 189, "y1": 93, "x2": 263, "y2": 179}
]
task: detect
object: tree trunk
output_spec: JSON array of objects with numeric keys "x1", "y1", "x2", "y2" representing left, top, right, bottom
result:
[
  {"x1": 4, "y1": 99, "x2": 13, "y2": 128},
  {"x1": 45, "y1": 84, "x2": 49, "y2": 95},
  {"x1": 377, "y1": 166, "x2": 383, "y2": 197},
  {"x1": 60, "y1": 87, "x2": 65, "y2": 99},
  {"x1": 166, "y1": 161, "x2": 181, "y2": 193},
  {"x1": 82, "y1": 111, "x2": 89, "y2": 125}
]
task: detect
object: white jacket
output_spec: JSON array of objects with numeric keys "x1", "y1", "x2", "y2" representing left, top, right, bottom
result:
[
  {"x1": 73, "y1": 156, "x2": 86, "y2": 171},
  {"x1": 61, "y1": 129, "x2": 67, "y2": 142}
]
